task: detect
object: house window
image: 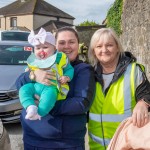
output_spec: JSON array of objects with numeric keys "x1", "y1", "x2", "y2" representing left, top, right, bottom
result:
[{"x1": 10, "y1": 17, "x2": 17, "y2": 27}]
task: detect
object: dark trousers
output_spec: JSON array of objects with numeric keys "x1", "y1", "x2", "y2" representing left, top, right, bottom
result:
[{"x1": 24, "y1": 143, "x2": 85, "y2": 150}]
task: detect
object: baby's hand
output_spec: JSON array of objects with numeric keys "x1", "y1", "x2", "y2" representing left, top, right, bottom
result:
[{"x1": 59, "y1": 76, "x2": 70, "y2": 84}]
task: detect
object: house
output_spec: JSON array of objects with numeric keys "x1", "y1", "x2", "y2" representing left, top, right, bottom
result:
[{"x1": 0, "y1": 0, "x2": 74, "y2": 32}]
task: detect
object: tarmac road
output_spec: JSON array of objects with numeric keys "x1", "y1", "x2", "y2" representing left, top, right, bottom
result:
[{"x1": 4, "y1": 123, "x2": 89, "y2": 150}]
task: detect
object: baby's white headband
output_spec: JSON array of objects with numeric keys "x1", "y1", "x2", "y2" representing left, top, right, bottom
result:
[{"x1": 28, "y1": 28, "x2": 55, "y2": 46}]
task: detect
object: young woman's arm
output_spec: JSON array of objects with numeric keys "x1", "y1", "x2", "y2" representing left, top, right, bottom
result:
[{"x1": 51, "y1": 63, "x2": 96, "y2": 115}]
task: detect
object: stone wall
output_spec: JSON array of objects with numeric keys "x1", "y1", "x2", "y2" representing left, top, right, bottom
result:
[
  {"x1": 120, "y1": 0, "x2": 150, "y2": 79},
  {"x1": 76, "y1": 25, "x2": 106, "y2": 47}
]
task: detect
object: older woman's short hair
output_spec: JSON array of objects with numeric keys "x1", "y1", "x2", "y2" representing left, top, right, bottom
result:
[{"x1": 88, "y1": 28, "x2": 124, "y2": 67}]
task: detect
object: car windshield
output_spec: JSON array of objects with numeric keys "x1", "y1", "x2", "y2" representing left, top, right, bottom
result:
[
  {"x1": 0, "y1": 44, "x2": 33, "y2": 65},
  {"x1": 1, "y1": 32, "x2": 29, "y2": 41}
]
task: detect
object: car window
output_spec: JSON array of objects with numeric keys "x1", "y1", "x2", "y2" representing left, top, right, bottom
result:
[
  {"x1": 1, "y1": 32, "x2": 29, "y2": 41},
  {"x1": 0, "y1": 45, "x2": 33, "y2": 65}
]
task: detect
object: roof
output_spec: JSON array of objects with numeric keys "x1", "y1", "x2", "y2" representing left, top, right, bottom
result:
[
  {"x1": 10, "y1": 26, "x2": 30, "y2": 31},
  {"x1": 0, "y1": 0, "x2": 74, "y2": 19},
  {"x1": 36, "y1": 20, "x2": 73, "y2": 32},
  {"x1": 52, "y1": 20, "x2": 74, "y2": 29}
]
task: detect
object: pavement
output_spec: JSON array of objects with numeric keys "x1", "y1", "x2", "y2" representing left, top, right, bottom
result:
[{"x1": 4, "y1": 123, "x2": 23, "y2": 150}]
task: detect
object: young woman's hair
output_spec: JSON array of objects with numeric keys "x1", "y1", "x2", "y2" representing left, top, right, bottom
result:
[
  {"x1": 88, "y1": 28, "x2": 124, "y2": 67},
  {"x1": 55, "y1": 26, "x2": 79, "y2": 43}
]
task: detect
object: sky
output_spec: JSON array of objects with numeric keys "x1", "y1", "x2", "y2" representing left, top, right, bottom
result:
[{"x1": 0, "y1": 0, "x2": 115, "y2": 25}]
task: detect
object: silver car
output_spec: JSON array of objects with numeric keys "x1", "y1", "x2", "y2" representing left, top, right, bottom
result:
[{"x1": 0, "y1": 41, "x2": 33, "y2": 123}]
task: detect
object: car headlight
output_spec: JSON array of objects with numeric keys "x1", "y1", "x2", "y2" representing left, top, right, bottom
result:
[{"x1": 7, "y1": 90, "x2": 19, "y2": 99}]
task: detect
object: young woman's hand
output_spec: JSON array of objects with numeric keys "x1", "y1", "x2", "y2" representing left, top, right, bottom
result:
[
  {"x1": 132, "y1": 100, "x2": 149, "y2": 128},
  {"x1": 34, "y1": 69, "x2": 56, "y2": 85}
]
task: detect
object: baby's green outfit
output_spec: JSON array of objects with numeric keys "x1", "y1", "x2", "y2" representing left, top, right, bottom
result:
[{"x1": 19, "y1": 51, "x2": 74, "y2": 117}]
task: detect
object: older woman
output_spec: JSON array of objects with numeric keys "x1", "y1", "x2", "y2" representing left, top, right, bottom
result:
[
  {"x1": 16, "y1": 27, "x2": 95, "y2": 150},
  {"x1": 88, "y1": 28, "x2": 150, "y2": 150}
]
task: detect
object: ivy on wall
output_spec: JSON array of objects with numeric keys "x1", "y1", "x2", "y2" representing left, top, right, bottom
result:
[{"x1": 106, "y1": 0, "x2": 123, "y2": 35}]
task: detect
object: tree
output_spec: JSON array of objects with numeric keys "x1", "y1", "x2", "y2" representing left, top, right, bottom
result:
[{"x1": 78, "y1": 20, "x2": 99, "y2": 26}]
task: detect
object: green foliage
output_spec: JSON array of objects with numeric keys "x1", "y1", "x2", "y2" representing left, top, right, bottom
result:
[
  {"x1": 106, "y1": 0, "x2": 123, "y2": 35},
  {"x1": 78, "y1": 20, "x2": 99, "y2": 26},
  {"x1": 78, "y1": 43, "x2": 88, "y2": 62}
]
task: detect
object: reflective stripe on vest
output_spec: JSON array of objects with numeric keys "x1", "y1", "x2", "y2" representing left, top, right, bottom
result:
[
  {"x1": 51, "y1": 53, "x2": 70, "y2": 99},
  {"x1": 89, "y1": 132, "x2": 110, "y2": 146},
  {"x1": 88, "y1": 63, "x2": 139, "y2": 149}
]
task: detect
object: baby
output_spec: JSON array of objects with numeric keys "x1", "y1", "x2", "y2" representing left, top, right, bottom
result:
[{"x1": 19, "y1": 28, "x2": 74, "y2": 120}]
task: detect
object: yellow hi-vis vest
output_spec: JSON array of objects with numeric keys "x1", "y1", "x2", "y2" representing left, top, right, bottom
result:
[
  {"x1": 88, "y1": 62, "x2": 144, "y2": 150},
  {"x1": 28, "y1": 52, "x2": 69, "y2": 100}
]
